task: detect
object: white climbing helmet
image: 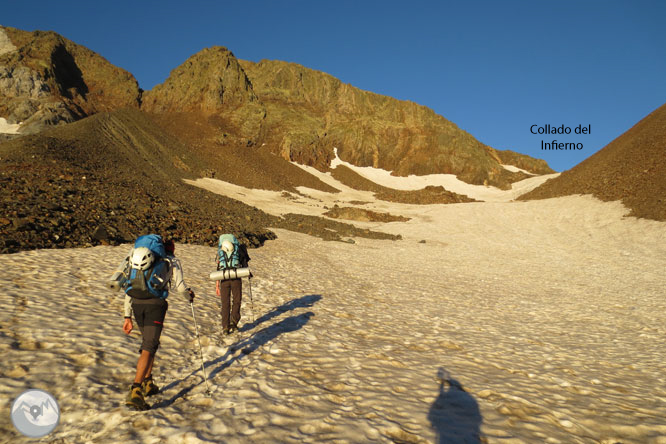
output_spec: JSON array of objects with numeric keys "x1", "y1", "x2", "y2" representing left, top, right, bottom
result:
[
  {"x1": 130, "y1": 247, "x2": 154, "y2": 270},
  {"x1": 221, "y1": 240, "x2": 235, "y2": 257}
]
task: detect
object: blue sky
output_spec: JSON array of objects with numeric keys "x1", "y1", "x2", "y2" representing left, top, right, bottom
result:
[{"x1": 3, "y1": 1, "x2": 665, "y2": 172}]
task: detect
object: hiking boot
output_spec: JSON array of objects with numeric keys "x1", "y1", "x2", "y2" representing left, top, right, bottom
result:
[
  {"x1": 141, "y1": 377, "x2": 160, "y2": 397},
  {"x1": 126, "y1": 385, "x2": 150, "y2": 410}
]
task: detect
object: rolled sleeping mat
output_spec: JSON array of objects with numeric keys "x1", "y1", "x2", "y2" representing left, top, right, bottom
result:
[
  {"x1": 209, "y1": 267, "x2": 250, "y2": 281},
  {"x1": 107, "y1": 257, "x2": 129, "y2": 291}
]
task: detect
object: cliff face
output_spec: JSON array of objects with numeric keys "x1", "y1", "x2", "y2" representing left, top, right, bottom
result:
[
  {"x1": 520, "y1": 102, "x2": 666, "y2": 221},
  {"x1": 239, "y1": 59, "x2": 545, "y2": 188},
  {"x1": 0, "y1": 26, "x2": 140, "y2": 134}
]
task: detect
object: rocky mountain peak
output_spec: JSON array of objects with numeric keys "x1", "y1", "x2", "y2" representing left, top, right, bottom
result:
[
  {"x1": 142, "y1": 46, "x2": 259, "y2": 112},
  {"x1": 0, "y1": 26, "x2": 140, "y2": 135},
  {"x1": 141, "y1": 46, "x2": 265, "y2": 139}
]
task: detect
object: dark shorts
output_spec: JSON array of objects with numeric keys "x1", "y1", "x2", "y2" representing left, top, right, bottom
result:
[{"x1": 131, "y1": 298, "x2": 168, "y2": 354}]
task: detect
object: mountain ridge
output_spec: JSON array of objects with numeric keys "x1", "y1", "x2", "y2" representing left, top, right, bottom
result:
[
  {"x1": 238, "y1": 58, "x2": 551, "y2": 188},
  {"x1": 1, "y1": 26, "x2": 553, "y2": 189}
]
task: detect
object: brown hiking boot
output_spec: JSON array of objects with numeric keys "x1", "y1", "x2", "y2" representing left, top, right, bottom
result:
[
  {"x1": 141, "y1": 378, "x2": 160, "y2": 397},
  {"x1": 126, "y1": 385, "x2": 150, "y2": 410}
]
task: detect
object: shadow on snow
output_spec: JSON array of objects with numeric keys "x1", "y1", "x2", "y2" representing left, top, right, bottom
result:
[
  {"x1": 427, "y1": 367, "x2": 484, "y2": 444},
  {"x1": 239, "y1": 293, "x2": 321, "y2": 332},
  {"x1": 207, "y1": 310, "x2": 313, "y2": 379},
  {"x1": 151, "y1": 294, "x2": 321, "y2": 409}
]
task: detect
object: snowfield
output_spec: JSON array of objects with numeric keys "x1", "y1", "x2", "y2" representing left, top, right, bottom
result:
[{"x1": 2, "y1": 166, "x2": 665, "y2": 443}]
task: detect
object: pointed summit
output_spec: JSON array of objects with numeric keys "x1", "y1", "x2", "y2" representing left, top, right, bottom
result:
[
  {"x1": 141, "y1": 47, "x2": 265, "y2": 139},
  {"x1": 142, "y1": 46, "x2": 259, "y2": 112}
]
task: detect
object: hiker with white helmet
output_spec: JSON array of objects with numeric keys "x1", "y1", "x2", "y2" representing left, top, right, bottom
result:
[
  {"x1": 121, "y1": 235, "x2": 195, "y2": 410},
  {"x1": 215, "y1": 234, "x2": 251, "y2": 335}
]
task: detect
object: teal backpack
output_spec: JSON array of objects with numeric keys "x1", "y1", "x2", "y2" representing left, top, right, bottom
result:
[{"x1": 217, "y1": 234, "x2": 241, "y2": 270}]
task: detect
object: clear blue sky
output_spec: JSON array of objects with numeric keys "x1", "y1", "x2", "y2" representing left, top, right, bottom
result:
[{"x1": 3, "y1": 0, "x2": 665, "y2": 172}]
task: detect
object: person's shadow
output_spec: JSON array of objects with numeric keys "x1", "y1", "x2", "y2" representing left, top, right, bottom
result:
[
  {"x1": 151, "y1": 295, "x2": 320, "y2": 409},
  {"x1": 428, "y1": 368, "x2": 483, "y2": 444},
  {"x1": 207, "y1": 310, "x2": 313, "y2": 379},
  {"x1": 239, "y1": 294, "x2": 321, "y2": 332}
]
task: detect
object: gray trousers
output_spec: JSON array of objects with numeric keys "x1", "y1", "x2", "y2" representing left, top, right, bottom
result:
[{"x1": 216, "y1": 278, "x2": 242, "y2": 329}]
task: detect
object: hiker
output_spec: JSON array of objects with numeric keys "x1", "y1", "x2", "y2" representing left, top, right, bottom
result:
[
  {"x1": 215, "y1": 234, "x2": 251, "y2": 335},
  {"x1": 121, "y1": 235, "x2": 195, "y2": 410}
]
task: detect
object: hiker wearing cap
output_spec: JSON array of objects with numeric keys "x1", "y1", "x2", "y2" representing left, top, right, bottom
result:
[
  {"x1": 121, "y1": 235, "x2": 195, "y2": 411},
  {"x1": 215, "y1": 234, "x2": 251, "y2": 335}
]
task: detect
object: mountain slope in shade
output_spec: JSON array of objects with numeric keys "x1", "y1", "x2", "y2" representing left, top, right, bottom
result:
[
  {"x1": 145, "y1": 111, "x2": 340, "y2": 194},
  {"x1": 519, "y1": 102, "x2": 666, "y2": 221}
]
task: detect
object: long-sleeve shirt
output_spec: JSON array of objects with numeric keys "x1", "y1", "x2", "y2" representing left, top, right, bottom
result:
[{"x1": 124, "y1": 255, "x2": 191, "y2": 318}]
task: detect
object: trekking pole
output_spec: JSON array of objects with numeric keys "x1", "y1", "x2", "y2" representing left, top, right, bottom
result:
[
  {"x1": 247, "y1": 273, "x2": 255, "y2": 323},
  {"x1": 189, "y1": 301, "x2": 212, "y2": 396}
]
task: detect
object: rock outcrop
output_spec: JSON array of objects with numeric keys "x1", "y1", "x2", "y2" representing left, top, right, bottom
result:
[{"x1": 0, "y1": 26, "x2": 140, "y2": 134}]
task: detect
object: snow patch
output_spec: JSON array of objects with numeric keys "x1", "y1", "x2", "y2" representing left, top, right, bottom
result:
[
  {"x1": 0, "y1": 117, "x2": 21, "y2": 134},
  {"x1": 329, "y1": 148, "x2": 557, "y2": 202},
  {"x1": 502, "y1": 164, "x2": 536, "y2": 175}
]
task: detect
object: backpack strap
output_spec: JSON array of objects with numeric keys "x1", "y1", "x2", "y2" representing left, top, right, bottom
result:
[
  {"x1": 164, "y1": 256, "x2": 174, "y2": 289},
  {"x1": 223, "y1": 251, "x2": 232, "y2": 269}
]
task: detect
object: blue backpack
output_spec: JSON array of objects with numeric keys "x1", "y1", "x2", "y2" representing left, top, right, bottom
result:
[
  {"x1": 217, "y1": 234, "x2": 241, "y2": 270},
  {"x1": 124, "y1": 234, "x2": 171, "y2": 299}
]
